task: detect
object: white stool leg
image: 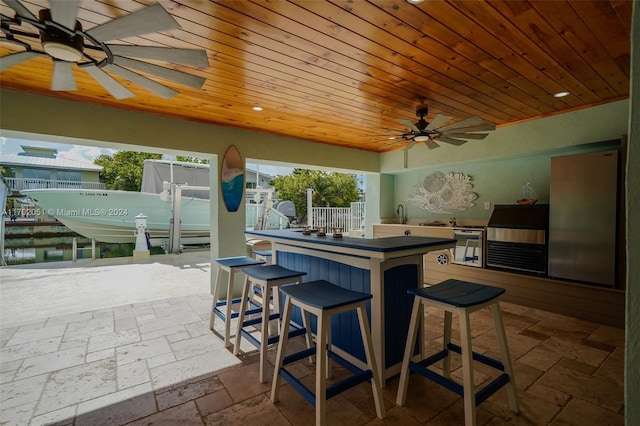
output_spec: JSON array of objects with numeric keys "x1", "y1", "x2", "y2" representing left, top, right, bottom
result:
[
  {"x1": 315, "y1": 309, "x2": 328, "y2": 426},
  {"x1": 325, "y1": 316, "x2": 333, "y2": 379},
  {"x1": 491, "y1": 302, "x2": 520, "y2": 413},
  {"x1": 209, "y1": 264, "x2": 223, "y2": 330},
  {"x1": 270, "y1": 284, "x2": 281, "y2": 336},
  {"x1": 443, "y1": 310, "x2": 453, "y2": 378},
  {"x1": 223, "y1": 268, "x2": 235, "y2": 348},
  {"x1": 233, "y1": 275, "x2": 252, "y2": 355},
  {"x1": 458, "y1": 307, "x2": 476, "y2": 426},
  {"x1": 396, "y1": 296, "x2": 422, "y2": 406},
  {"x1": 301, "y1": 307, "x2": 314, "y2": 364},
  {"x1": 271, "y1": 296, "x2": 293, "y2": 403},
  {"x1": 356, "y1": 302, "x2": 385, "y2": 419},
  {"x1": 259, "y1": 282, "x2": 272, "y2": 383}
]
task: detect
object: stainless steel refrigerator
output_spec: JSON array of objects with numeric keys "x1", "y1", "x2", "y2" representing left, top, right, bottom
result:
[{"x1": 548, "y1": 149, "x2": 618, "y2": 286}]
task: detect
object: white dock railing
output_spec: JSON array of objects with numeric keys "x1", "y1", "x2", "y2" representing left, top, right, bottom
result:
[
  {"x1": 311, "y1": 202, "x2": 365, "y2": 232},
  {"x1": 4, "y1": 178, "x2": 105, "y2": 191}
]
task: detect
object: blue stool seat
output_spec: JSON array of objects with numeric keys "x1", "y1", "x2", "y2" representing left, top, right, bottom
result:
[
  {"x1": 271, "y1": 280, "x2": 385, "y2": 425},
  {"x1": 252, "y1": 249, "x2": 273, "y2": 265},
  {"x1": 234, "y1": 264, "x2": 309, "y2": 383},
  {"x1": 242, "y1": 264, "x2": 303, "y2": 282},
  {"x1": 279, "y1": 280, "x2": 372, "y2": 309},
  {"x1": 216, "y1": 256, "x2": 265, "y2": 270},
  {"x1": 407, "y1": 279, "x2": 504, "y2": 307},
  {"x1": 397, "y1": 279, "x2": 519, "y2": 426},
  {"x1": 210, "y1": 256, "x2": 265, "y2": 348}
]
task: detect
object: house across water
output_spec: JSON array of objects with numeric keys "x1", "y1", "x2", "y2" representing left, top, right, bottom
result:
[{"x1": 1, "y1": 145, "x2": 104, "y2": 221}]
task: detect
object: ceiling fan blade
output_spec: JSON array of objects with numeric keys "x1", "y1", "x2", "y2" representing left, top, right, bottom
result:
[
  {"x1": 104, "y1": 63, "x2": 178, "y2": 99},
  {"x1": 51, "y1": 61, "x2": 77, "y2": 91},
  {"x1": 81, "y1": 64, "x2": 134, "y2": 99},
  {"x1": 112, "y1": 56, "x2": 205, "y2": 89},
  {"x1": 434, "y1": 136, "x2": 468, "y2": 146},
  {"x1": 443, "y1": 133, "x2": 489, "y2": 140},
  {"x1": 50, "y1": 0, "x2": 80, "y2": 29},
  {"x1": 424, "y1": 139, "x2": 440, "y2": 149},
  {"x1": 0, "y1": 51, "x2": 42, "y2": 71},
  {"x1": 398, "y1": 119, "x2": 420, "y2": 132},
  {"x1": 108, "y1": 45, "x2": 210, "y2": 67},
  {"x1": 437, "y1": 116, "x2": 485, "y2": 132},
  {"x1": 425, "y1": 114, "x2": 453, "y2": 130},
  {"x1": 3, "y1": 0, "x2": 37, "y2": 21},
  {"x1": 86, "y1": 3, "x2": 180, "y2": 43}
]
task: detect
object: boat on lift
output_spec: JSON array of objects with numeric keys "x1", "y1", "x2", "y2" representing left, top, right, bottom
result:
[{"x1": 21, "y1": 159, "x2": 291, "y2": 246}]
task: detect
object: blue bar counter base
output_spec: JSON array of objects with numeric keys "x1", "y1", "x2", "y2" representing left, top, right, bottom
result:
[{"x1": 245, "y1": 228, "x2": 457, "y2": 384}]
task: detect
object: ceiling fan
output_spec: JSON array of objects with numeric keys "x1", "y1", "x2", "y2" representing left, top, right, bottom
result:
[
  {"x1": 384, "y1": 102, "x2": 496, "y2": 150},
  {"x1": 0, "y1": 0, "x2": 209, "y2": 99}
]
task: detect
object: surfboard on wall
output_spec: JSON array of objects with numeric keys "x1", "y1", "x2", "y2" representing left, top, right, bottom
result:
[{"x1": 221, "y1": 145, "x2": 244, "y2": 212}]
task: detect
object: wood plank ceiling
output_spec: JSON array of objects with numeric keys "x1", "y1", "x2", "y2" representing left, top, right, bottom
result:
[{"x1": 0, "y1": 0, "x2": 633, "y2": 152}]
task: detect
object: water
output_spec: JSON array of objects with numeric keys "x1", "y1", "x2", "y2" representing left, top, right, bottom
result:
[{"x1": 3, "y1": 235, "x2": 141, "y2": 265}]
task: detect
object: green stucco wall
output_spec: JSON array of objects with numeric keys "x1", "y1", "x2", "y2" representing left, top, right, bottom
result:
[{"x1": 390, "y1": 140, "x2": 621, "y2": 224}]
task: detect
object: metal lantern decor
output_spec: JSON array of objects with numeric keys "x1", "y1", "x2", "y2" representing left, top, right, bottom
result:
[{"x1": 517, "y1": 182, "x2": 537, "y2": 205}]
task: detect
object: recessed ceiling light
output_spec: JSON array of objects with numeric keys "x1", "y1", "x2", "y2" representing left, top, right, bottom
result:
[
  {"x1": 252, "y1": 106, "x2": 263, "y2": 111},
  {"x1": 554, "y1": 91, "x2": 570, "y2": 98},
  {"x1": 388, "y1": 136, "x2": 396, "y2": 140},
  {"x1": 407, "y1": 0, "x2": 424, "y2": 3}
]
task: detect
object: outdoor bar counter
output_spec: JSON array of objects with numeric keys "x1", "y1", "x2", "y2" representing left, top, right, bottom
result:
[{"x1": 245, "y1": 228, "x2": 456, "y2": 383}]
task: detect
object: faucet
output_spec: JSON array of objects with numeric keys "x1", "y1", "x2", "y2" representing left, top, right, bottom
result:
[{"x1": 396, "y1": 204, "x2": 406, "y2": 224}]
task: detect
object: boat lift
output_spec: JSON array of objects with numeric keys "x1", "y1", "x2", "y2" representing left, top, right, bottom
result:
[{"x1": 166, "y1": 182, "x2": 210, "y2": 254}]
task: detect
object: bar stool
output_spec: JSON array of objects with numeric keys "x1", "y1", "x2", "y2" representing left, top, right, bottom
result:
[
  {"x1": 234, "y1": 264, "x2": 309, "y2": 383},
  {"x1": 252, "y1": 249, "x2": 273, "y2": 265},
  {"x1": 396, "y1": 279, "x2": 519, "y2": 426},
  {"x1": 209, "y1": 256, "x2": 265, "y2": 348},
  {"x1": 271, "y1": 280, "x2": 385, "y2": 426}
]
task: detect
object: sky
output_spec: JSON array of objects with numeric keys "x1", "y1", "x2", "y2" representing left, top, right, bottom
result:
[{"x1": 0, "y1": 136, "x2": 294, "y2": 177}]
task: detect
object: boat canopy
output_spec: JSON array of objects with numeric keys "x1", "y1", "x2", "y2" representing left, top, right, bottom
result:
[{"x1": 141, "y1": 159, "x2": 210, "y2": 199}]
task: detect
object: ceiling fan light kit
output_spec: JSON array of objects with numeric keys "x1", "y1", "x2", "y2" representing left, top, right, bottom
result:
[
  {"x1": 1, "y1": 1, "x2": 210, "y2": 99},
  {"x1": 38, "y1": 8, "x2": 83, "y2": 61},
  {"x1": 42, "y1": 41, "x2": 81, "y2": 62}
]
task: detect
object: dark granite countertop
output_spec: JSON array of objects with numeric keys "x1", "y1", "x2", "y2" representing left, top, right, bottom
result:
[{"x1": 245, "y1": 229, "x2": 456, "y2": 253}]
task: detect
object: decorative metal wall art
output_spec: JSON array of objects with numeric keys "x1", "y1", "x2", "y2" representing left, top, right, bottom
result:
[{"x1": 407, "y1": 171, "x2": 477, "y2": 213}]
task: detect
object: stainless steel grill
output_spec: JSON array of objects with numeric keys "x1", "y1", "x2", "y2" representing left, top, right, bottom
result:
[{"x1": 486, "y1": 204, "x2": 549, "y2": 275}]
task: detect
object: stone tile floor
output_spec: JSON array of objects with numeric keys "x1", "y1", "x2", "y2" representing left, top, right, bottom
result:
[
  {"x1": 0, "y1": 295, "x2": 625, "y2": 425},
  {"x1": 0, "y1": 254, "x2": 625, "y2": 425}
]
